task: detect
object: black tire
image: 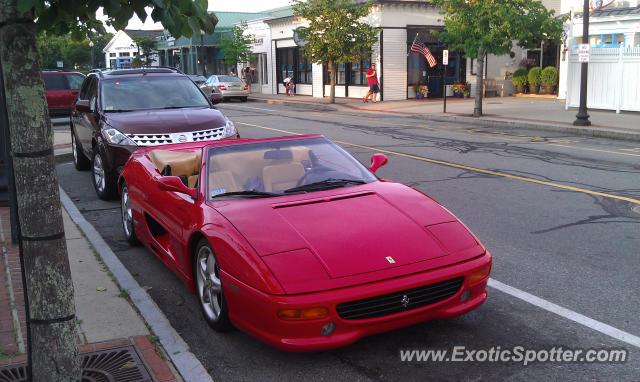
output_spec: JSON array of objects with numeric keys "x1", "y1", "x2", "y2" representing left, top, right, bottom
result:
[
  {"x1": 91, "y1": 148, "x2": 117, "y2": 200},
  {"x1": 240, "y1": 97, "x2": 248, "y2": 102},
  {"x1": 194, "y1": 238, "x2": 232, "y2": 332},
  {"x1": 71, "y1": 126, "x2": 90, "y2": 170},
  {"x1": 120, "y1": 181, "x2": 140, "y2": 246}
]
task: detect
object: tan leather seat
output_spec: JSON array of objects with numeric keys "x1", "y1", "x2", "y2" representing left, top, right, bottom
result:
[
  {"x1": 148, "y1": 149, "x2": 202, "y2": 182},
  {"x1": 262, "y1": 163, "x2": 305, "y2": 192},
  {"x1": 209, "y1": 170, "x2": 240, "y2": 195}
]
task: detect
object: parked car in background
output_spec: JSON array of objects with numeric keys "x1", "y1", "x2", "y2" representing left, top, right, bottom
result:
[
  {"x1": 70, "y1": 67, "x2": 237, "y2": 200},
  {"x1": 42, "y1": 70, "x2": 85, "y2": 116},
  {"x1": 188, "y1": 74, "x2": 207, "y2": 86},
  {"x1": 119, "y1": 134, "x2": 492, "y2": 351},
  {"x1": 200, "y1": 75, "x2": 249, "y2": 102}
]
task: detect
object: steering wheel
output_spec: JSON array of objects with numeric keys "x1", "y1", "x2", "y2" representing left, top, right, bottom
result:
[{"x1": 296, "y1": 166, "x2": 328, "y2": 187}]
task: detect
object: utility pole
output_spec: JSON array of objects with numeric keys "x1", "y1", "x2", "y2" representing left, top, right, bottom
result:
[{"x1": 573, "y1": 0, "x2": 591, "y2": 126}]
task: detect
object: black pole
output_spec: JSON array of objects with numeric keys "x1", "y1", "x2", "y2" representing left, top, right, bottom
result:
[
  {"x1": 573, "y1": 0, "x2": 591, "y2": 126},
  {"x1": 442, "y1": 61, "x2": 447, "y2": 113}
]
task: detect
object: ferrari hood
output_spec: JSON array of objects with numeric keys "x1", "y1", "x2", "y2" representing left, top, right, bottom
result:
[{"x1": 215, "y1": 183, "x2": 477, "y2": 283}]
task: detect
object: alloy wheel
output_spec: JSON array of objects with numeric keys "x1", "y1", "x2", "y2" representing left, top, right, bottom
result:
[
  {"x1": 196, "y1": 245, "x2": 222, "y2": 321},
  {"x1": 93, "y1": 153, "x2": 105, "y2": 193}
]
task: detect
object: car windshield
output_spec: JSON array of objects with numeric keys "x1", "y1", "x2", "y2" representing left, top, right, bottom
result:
[
  {"x1": 206, "y1": 137, "x2": 376, "y2": 199},
  {"x1": 217, "y1": 75, "x2": 242, "y2": 83},
  {"x1": 101, "y1": 76, "x2": 209, "y2": 112}
]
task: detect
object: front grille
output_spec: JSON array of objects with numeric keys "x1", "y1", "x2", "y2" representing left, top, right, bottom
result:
[
  {"x1": 127, "y1": 126, "x2": 226, "y2": 146},
  {"x1": 336, "y1": 277, "x2": 464, "y2": 320}
]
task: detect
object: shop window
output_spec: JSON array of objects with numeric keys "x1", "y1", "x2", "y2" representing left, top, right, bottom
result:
[
  {"x1": 119, "y1": 52, "x2": 130, "y2": 57},
  {"x1": 586, "y1": 33, "x2": 625, "y2": 47},
  {"x1": 349, "y1": 55, "x2": 371, "y2": 86},
  {"x1": 323, "y1": 63, "x2": 346, "y2": 85},
  {"x1": 276, "y1": 47, "x2": 296, "y2": 84},
  {"x1": 636, "y1": 33, "x2": 640, "y2": 46},
  {"x1": 109, "y1": 53, "x2": 116, "y2": 57},
  {"x1": 297, "y1": 50, "x2": 312, "y2": 84}
]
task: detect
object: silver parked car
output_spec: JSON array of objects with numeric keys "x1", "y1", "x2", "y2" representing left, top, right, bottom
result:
[{"x1": 200, "y1": 75, "x2": 249, "y2": 102}]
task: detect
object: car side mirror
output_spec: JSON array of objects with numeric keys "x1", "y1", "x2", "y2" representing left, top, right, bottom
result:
[
  {"x1": 369, "y1": 153, "x2": 388, "y2": 174},
  {"x1": 75, "y1": 99, "x2": 90, "y2": 113},
  {"x1": 210, "y1": 93, "x2": 222, "y2": 105},
  {"x1": 157, "y1": 176, "x2": 198, "y2": 199}
]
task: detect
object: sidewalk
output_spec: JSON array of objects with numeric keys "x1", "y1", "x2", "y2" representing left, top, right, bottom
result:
[
  {"x1": 0, "y1": 206, "x2": 183, "y2": 381},
  {"x1": 249, "y1": 93, "x2": 640, "y2": 142}
]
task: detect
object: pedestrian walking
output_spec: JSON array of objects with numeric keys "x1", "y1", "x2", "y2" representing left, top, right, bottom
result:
[
  {"x1": 284, "y1": 77, "x2": 295, "y2": 96},
  {"x1": 363, "y1": 63, "x2": 380, "y2": 103}
]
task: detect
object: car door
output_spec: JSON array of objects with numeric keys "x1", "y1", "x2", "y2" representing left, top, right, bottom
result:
[
  {"x1": 63, "y1": 74, "x2": 84, "y2": 110},
  {"x1": 43, "y1": 73, "x2": 68, "y2": 111},
  {"x1": 72, "y1": 76, "x2": 97, "y2": 156}
]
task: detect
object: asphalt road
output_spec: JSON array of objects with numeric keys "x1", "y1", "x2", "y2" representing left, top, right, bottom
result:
[{"x1": 56, "y1": 102, "x2": 640, "y2": 381}]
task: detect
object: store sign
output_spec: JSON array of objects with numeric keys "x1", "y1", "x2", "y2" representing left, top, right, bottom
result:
[
  {"x1": 578, "y1": 44, "x2": 590, "y2": 62},
  {"x1": 442, "y1": 50, "x2": 449, "y2": 66}
]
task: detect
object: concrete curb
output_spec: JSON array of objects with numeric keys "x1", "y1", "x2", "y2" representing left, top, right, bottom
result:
[
  {"x1": 59, "y1": 187, "x2": 213, "y2": 382},
  {"x1": 249, "y1": 97, "x2": 338, "y2": 112},
  {"x1": 249, "y1": 96, "x2": 640, "y2": 143}
]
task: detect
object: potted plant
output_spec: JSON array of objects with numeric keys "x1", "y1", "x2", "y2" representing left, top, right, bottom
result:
[
  {"x1": 541, "y1": 66, "x2": 558, "y2": 94},
  {"x1": 415, "y1": 83, "x2": 429, "y2": 99},
  {"x1": 452, "y1": 83, "x2": 465, "y2": 98},
  {"x1": 464, "y1": 82, "x2": 471, "y2": 98},
  {"x1": 528, "y1": 67, "x2": 542, "y2": 95},
  {"x1": 512, "y1": 68, "x2": 528, "y2": 94}
]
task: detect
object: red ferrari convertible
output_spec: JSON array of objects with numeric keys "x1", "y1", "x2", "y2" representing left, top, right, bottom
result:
[{"x1": 119, "y1": 135, "x2": 492, "y2": 351}]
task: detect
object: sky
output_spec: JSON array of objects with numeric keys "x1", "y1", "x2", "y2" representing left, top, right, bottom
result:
[{"x1": 99, "y1": 0, "x2": 293, "y2": 31}]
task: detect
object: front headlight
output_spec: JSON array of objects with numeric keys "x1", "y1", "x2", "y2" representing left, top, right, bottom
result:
[
  {"x1": 223, "y1": 118, "x2": 237, "y2": 138},
  {"x1": 102, "y1": 128, "x2": 137, "y2": 146}
]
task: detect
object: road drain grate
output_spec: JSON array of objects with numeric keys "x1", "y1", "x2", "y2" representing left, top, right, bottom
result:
[{"x1": 0, "y1": 345, "x2": 153, "y2": 382}]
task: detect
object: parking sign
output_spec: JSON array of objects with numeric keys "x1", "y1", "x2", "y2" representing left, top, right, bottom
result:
[{"x1": 443, "y1": 50, "x2": 449, "y2": 66}]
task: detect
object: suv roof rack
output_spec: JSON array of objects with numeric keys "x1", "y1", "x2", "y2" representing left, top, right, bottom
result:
[{"x1": 91, "y1": 66, "x2": 184, "y2": 76}]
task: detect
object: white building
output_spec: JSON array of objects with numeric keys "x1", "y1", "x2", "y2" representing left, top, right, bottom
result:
[
  {"x1": 102, "y1": 29, "x2": 164, "y2": 69},
  {"x1": 559, "y1": 0, "x2": 640, "y2": 112}
]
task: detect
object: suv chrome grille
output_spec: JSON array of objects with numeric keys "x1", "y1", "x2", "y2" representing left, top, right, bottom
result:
[
  {"x1": 127, "y1": 127, "x2": 226, "y2": 146},
  {"x1": 336, "y1": 277, "x2": 464, "y2": 320}
]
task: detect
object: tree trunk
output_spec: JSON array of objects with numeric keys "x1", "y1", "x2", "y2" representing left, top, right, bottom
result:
[
  {"x1": 329, "y1": 60, "x2": 336, "y2": 104},
  {"x1": 473, "y1": 50, "x2": 485, "y2": 117},
  {"x1": 0, "y1": 2, "x2": 80, "y2": 381}
]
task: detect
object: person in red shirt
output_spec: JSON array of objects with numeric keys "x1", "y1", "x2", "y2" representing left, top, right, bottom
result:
[{"x1": 363, "y1": 63, "x2": 379, "y2": 103}]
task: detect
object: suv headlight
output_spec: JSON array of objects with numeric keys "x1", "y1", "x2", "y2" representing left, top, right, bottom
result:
[
  {"x1": 223, "y1": 118, "x2": 237, "y2": 138},
  {"x1": 102, "y1": 128, "x2": 137, "y2": 146}
]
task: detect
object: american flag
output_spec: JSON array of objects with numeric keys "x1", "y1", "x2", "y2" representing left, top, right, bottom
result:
[{"x1": 410, "y1": 37, "x2": 437, "y2": 68}]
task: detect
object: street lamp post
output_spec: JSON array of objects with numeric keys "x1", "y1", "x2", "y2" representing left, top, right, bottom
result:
[
  {"x1": 573, "y1": 0, "x2": 591, "y2": 126},
  {"x1": 89, "y1": 40, "x2": 94, "y2": 69}
]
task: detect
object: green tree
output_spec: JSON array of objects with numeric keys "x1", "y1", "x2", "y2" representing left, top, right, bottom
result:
[
  {"x1": 132, "y1": 36, "x2": 159, "y2": 67},
  {"x1": 0, "y1": 1, "x2": 216, "y2": 380},
  {"x1": 433, "y1": 0, "x2": 563, "y2": 116},
  {"x1": 293, "y1": 0, "x2": 379, "y2": 103},
  {"x1": 90, "y1": 32, "x2": 113, "y2": 68},
  {"x1": 219, "y1": 21, "x2": 252, "y2": 69}
]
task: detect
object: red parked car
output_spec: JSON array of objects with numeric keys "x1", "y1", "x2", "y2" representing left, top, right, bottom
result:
[
  {"x1": 42, "y1": 70, "x2": 85, "y2": 116},
  {"x1": 119, "y1": 135, "x2": 492, "y2": 351}
]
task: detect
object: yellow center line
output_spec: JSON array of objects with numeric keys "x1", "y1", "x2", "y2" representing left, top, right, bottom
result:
[{"x1": 237, "y1": 121, "x2": 640, "y2": 205}]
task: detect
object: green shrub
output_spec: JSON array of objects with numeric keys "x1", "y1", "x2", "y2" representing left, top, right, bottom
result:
[
  {"x1": 512, "y1": 68, "x2": 528, "y2": 86},
  {"x1": 528, "y1": 67, "x2": 542, "y2": 86},
  {"x1": 541, "y1": 66, "x2": 558, "y2": 86}
]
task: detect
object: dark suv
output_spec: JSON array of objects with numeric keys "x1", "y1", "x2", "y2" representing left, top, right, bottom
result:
[{"x1": 71, "y1": 67, "x2": 237, "y2": 200}]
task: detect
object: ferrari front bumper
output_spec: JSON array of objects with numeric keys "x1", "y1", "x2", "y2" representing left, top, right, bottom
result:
[{"x1": 222, "y1": 251, "x2": 492, "y2": 352}]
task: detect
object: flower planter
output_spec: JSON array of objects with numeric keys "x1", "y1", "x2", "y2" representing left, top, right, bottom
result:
[
  {"x1": 543, "y1": 85, "x2": 555, "y2": 95},
  {"x1": 453, "y1": 92, "x2": 464, "y2": 98},
  {"x1": 515, "y1": 85, "x2": 525, "y2": 94},
  {"x1": 416, "y1": 93, "x2": 424, "y2": 99},
  {"x1": 529, "y1": 85, "x2": 540, "y2": 94}
]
